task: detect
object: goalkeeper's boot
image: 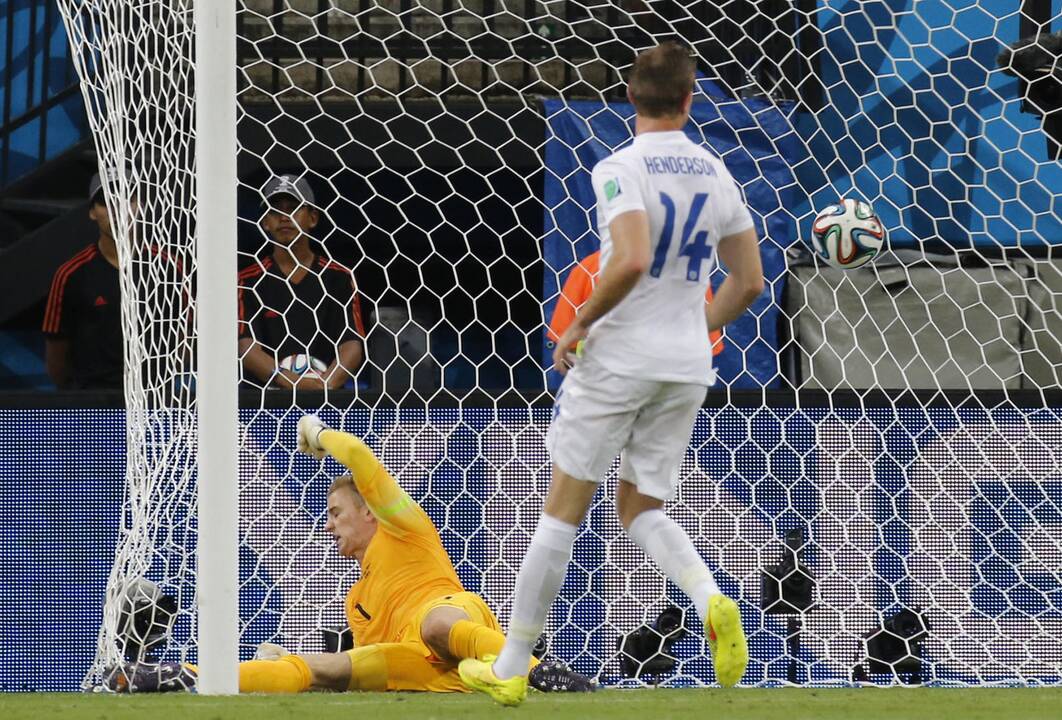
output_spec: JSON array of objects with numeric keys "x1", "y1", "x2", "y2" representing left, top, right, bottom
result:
[
  {"x1": 104, "y1": 661, "x2": 197, "y2": 693},
  {"x1": 458, "y1": 655, "x2": 528, "y2": 706},
  {"x1": 706, "y1": 594, "x2": 748, "y2": 688},
  {"x1": 528, "y1": 659, "x2": 597, "y2": 693}
]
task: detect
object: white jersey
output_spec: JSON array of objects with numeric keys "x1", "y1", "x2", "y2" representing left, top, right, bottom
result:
[{"x1": 586, "y1": 130, "x2": 755, "y2": 386}]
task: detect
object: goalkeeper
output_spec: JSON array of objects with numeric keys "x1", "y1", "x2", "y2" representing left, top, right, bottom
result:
[{"x1": 110, "y1": 416, "x2": 590, "y2": 694}]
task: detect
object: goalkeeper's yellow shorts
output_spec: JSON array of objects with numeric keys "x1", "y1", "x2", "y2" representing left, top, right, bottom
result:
[
  {"x1": 342, "y1": 591, "x2": 502, "y2": 693},
  {"x1": 404, "y1": 591, "x2": 502, "y2": 659}
]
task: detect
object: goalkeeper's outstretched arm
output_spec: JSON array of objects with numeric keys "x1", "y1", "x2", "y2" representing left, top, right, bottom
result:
[{"x1": 298, "y1": 415, "x2": 434, "y2": 537}]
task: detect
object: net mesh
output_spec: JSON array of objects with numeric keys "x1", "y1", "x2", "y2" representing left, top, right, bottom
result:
[
  {"x1": 57, "y1": 0, "x2": 198, "y2": 685},
  {"x1": 58, "y1": 0, "x2": 1062, "y2": 688}
]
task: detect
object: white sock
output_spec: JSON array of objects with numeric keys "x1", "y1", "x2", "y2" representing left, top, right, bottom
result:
[
  {"x1": 493, "y1": 514, "x2": 578, "y2": 680},
  {"x1": 627, "y1": 509, "x2": 720, "y2": 623}
]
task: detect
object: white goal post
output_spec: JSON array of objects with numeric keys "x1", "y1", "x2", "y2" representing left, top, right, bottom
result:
[{"x1": 194, "y1": 2, "x2": 239, "y2": 695}]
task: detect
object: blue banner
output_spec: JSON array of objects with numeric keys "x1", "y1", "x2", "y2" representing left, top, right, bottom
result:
[
  {"x1": 2, "y1": 406, "x2": 1061, "y2": 690},
  {"x1": 803, "y1": 2, "x2": 1062, "y2": 248}
]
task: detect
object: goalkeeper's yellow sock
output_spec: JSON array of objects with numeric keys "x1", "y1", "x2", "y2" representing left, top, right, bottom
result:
[
  {"x1": 448, "y1": 619, "x2": 505, "y2": 660},
  {"x1": 443, "y1": 620, "x2": 501, "y2": 666},
  {"x1": 238, "y1": 655, "x2": 312, "y2": 693},
  {"x1": 448, "y1": 620, "x2": 539, "y2": 670}
]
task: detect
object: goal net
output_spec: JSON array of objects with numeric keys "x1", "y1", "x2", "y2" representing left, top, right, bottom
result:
[{"x1": 59, "y1": 0, "x2": 1062, "y2": 689}]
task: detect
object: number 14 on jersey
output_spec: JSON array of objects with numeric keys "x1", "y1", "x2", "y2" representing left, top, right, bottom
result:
[{"x1": 651, "y1": 191, "x2": 713, "y2": 281}]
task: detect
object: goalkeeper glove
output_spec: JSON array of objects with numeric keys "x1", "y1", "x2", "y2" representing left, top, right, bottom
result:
[
  {"x1": 254, "y1": 642, "x2": 291, "y2": 661},
  {"x1": 297, "y1": 414, "x2": 328, "y2": 459}
]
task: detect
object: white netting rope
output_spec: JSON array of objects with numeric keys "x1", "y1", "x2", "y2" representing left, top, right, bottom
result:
[
  {"x1": 59, "y1": 0, "x2": 197, "y2": 685},
  {"x1": 59, "y1": 0, "x2": 1062, "y2": 687}
]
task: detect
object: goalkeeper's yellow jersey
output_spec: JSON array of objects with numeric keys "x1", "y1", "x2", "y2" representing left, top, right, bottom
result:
[{"x1": 318, "y1": 430, "x2": 465, "y2": 647}]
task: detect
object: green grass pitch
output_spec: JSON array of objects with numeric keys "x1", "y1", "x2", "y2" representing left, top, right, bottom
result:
[{"x1": 2, "y1": 688, "x2": 1061, "y2": 720}]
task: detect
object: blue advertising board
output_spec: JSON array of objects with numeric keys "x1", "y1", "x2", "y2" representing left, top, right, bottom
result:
[{"x1": 2, "y1": 405, "x2": 1061, "y2": 690}]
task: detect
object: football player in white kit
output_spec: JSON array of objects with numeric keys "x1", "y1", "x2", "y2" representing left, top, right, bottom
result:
[{"x1": 460, "y1": 42, "x2": 765, "y2": 705}]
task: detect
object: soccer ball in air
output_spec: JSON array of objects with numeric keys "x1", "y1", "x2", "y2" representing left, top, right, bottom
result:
[
  {"x1": 280, "y1": 354, "x2": 328, "y2": 378},
  {"x1": 809, "y1": 198, "x2": 885, "y2": 270}
]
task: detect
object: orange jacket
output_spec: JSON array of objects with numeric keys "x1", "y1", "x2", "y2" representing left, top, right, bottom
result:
[{"x1": 547, "y1": 250, "x2": 724, "y2": 356}]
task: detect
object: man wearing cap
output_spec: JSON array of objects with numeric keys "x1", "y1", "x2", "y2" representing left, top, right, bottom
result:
[
  {"x1": 42, "y1": 170, "x2": 130, "y2": 388},
  {"x1": 239, "y1": 174, "x2": 366, "y2": 391}
]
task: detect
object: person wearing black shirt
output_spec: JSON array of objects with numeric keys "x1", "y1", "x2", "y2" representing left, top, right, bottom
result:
[
  {"x1": 239, "y1": 174, "x2": 365, "y2": 391},
  {"x1": 42, "y1": 171, "x2": 127, "y2": 389}
]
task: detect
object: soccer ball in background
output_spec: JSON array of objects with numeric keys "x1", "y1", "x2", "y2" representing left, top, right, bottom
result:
[
  {"x1": 809, "y1": 198, "x2": 885, "y2": 270},
  {"x1": 115, "y1": 578, "x2": 177, "y2": 662},
  {"x1": 279, "y1": 353, "x2": 328, "y2": 378}
]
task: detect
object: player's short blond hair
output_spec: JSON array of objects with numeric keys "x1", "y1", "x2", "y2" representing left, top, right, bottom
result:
[
  {"x1": 628, "y1": 42, "x2": 695, "y2": 118},
  {"x1": 328, "y1": 474, "x2": 365, "y2": 506}
]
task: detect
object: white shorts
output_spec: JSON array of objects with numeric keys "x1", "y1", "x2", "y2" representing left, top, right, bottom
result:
[{"x1": 547, "y1": 356, "x2": 706, "y2": 500}]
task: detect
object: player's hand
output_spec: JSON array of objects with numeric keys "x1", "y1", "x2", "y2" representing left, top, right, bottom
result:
[
  {"x1": 297, "y1": 414, "x2": 328, "y2": 459},
  {"x1": 552, "y1": 319, "x2": 589, "y2": 375},
  {"x1": 273, "y1": 369, "x2": 304, "y2": 389},
  {"x1": 276, "y1": 370, "x2": 329, "y2": 391},
  {"x1": 294, "y1": 374, "x2": 327, "y2": 391}
]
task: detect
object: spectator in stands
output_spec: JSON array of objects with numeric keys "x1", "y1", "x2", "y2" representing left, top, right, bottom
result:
[
  {"x1": 548, "y1": 249, "x2": 724, "y2": 358},
  {"x1": 42, "y1": 171, "x2": 128, "y2": 389},
  {"x1": 239, "y1": 174, "x2": 366, "y2": 391}
]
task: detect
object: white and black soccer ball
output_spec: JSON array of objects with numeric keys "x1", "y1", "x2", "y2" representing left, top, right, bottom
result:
[
  {"x1": 115, "y1": 578, "x2": 177, "y2": 661},
  {"x1": 809, "y1": 198, "x2": 885, "y2": 270},
  {"x1": 279, "y1": 353, "x2": 328, "y2": 378}
]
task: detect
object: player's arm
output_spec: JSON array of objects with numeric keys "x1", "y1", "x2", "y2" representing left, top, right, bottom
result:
[
  {"x1": 574, "y1": 212, "x2": 650, "y2": 327},
  {"x1": 322, "y1": 280, "x2": 366, "y2": 390},
  {"x1": 238, "y1": 337, "x2": 274, "y2": 383},
  {"x1": 237, "y1": 285, "x2": 305, "y2": 388},
  {"x1": 705, "y1": 179, "x2": 764, "y2": 333},
  {"x1": 705, "y1": 226, "x2": 764, "y2": 332},
  {"x1": 323, "y1": 339, "x2": 363, "y2": 390},
  {"x1": 42, "y1": 266, "x2": 73, "y2": 388},
  {"x1": 553, "y1": 159, "x2": 648, "y2": 372},
  {"x1": 552, "y1": 211, "x2": 649, "y2": 373},
  {"x1": 45, "y1": 338, "x2": 72, "y2": 388},
  {"x1": 297, "y1": 415, "x2": 434, "y2": 537},
  {"x1": 237, "y1": 285, "x2": 281, "y2": 385},
  {"x1": 238, "y1": 337, "x2": 303, "y2": 388}
]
